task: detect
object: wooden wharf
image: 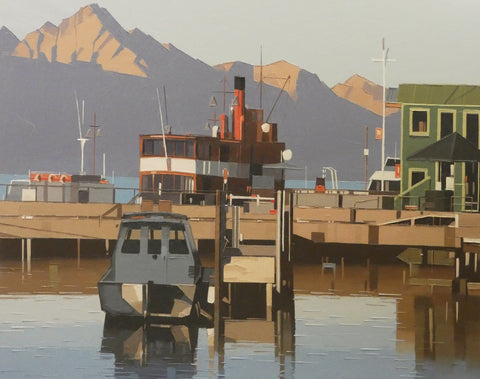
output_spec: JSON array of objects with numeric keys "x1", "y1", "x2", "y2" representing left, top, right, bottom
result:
[{"x1": 1, "y1": 192, "x2": 480, "y2": 295}]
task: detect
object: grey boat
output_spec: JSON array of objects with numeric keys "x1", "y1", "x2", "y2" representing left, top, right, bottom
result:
[{"x1": 98, "y1": 212, "x2": 212, "y2": 321}]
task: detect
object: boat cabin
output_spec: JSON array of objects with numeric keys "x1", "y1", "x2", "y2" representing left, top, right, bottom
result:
[
  {"x1": 113, "y1": 212, "x2": 200, "y2": 285},
  {"x1": 98, "y1": 212, "x2": 209, "y2": 319}
]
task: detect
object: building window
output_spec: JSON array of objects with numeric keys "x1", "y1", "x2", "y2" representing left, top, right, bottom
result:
[
  {"x1": 466, "y1": 113, "x2": 479, "y2": 148},
  {"x1": 409, "y1": 168, "x2": 428, "y2": 187},
  {"x1": 410, "y1": 109, "x2": 429, "y2": 135},
  {"x1": 439, "y1": 112, "x2": 454, "y2": 138}
]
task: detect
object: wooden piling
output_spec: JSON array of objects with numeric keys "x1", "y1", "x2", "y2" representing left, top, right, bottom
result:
[
  {"x1": 21, "y1": 239, "x2": 25, "y2": 273},
  {"x1": 214, "y1": 190, "x2": 226, "y2": 349},
  {"x1": 26, "y1": 238, "x2": 31, "y2": 274}
]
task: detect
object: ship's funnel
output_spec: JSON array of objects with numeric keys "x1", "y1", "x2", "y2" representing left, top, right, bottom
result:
[{"x1": 233, "y1": 76, "x2": 245, "y2": 141}]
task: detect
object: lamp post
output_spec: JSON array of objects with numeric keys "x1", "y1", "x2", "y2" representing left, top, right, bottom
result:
[{"x1": 373, "y1": 38, "x2": 395, "y2": 191}]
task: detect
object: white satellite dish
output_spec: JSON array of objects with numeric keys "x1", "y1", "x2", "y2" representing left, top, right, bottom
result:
[
  {"x1": 282, "y1": 149, "x2": 293, "y2": 161},
  {"x1": 261, "y1": 122, "x2": 271, "y2": 133}
]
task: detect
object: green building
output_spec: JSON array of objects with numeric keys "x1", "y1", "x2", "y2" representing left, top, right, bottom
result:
[{"x1": 396, "y1": 84, "x2": 480, "y2": 212}]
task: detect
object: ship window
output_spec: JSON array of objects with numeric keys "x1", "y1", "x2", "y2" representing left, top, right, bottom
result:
[
  {"x1": 163, "y1": 174, "x2": 174, "y2": 190},
  {"x1": 121, "y1": 226, "x2": 141, "y2": 254},
  {"x1": 220, "y1": 145, "x2": 230, "y2": 162},
  {"x1": 411, "y1": 109, "x2": 429, "y2": 135},
  {"x1": 197, "y1": 141, "x2": 210, "y2": 160},
  {"x1": 148, "y1": 227, "x2": 162, "y2": 254},
  {"x1": 186, "y1": 141, "x2": 194, "y2": 157},
  {"x1": 143, "y1": 139, "x2": 154, "y2": 155},
  {"x1": 143, "y1": 139, "x2": 164, "y2": 156},
  {"x1": 142, "y1": 174, "x2": 153, "y2": 192},
  {"x1": 166, "y1": 140, "x2": 175, "y2": 156},
  {"x1": 175, "y1": 141, "x2": 185, "y2": 156},
  {"x1": 168, "y1": 224, "x2": 189, "y2": 254}
]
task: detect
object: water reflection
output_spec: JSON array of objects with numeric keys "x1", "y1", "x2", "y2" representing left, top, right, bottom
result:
[
  {"x1": 102, "y1": 319, "x2": 198, "y2": 377},
  {"x1": 1, "y1": 257, "x2": 480, "y2": 377}
]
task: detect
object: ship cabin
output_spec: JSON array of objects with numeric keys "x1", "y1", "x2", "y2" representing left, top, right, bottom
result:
[{"x1": 139, "y1": 77, "x2": 286, "y2": 199}]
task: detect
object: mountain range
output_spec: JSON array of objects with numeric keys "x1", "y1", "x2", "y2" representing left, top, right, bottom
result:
[{"x1": 0, "y1": 3, "x2": 400, "y2": 182}]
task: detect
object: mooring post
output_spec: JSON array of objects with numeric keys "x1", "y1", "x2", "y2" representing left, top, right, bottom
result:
[
  {"x1": 77, "y1": 238, "x2": 81, "y2": 267},
  {"x1": 232, "y1": 206, "x2": 240, "y2": 248},
  {"x1": 21, "y1": 239, "x2": 25, "y2": 274},
  {"x1": 214, "y1": 190, "x2": 226, "y2": 350},
  {"x1": 341, "y1": 257, "x2": 345, "y2": 279},
  {"x1": 275, "y1": 190, "x2": 283, "y2": 295},
  {"x1": 26, "y1": 238, "x2": 31, "y2": 274}
]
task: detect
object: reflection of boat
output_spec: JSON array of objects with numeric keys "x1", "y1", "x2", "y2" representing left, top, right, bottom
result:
[
  {"x1": 98, "y1": 212, "x2": 212, "y2": 321},
  {"x1": 367, "y1": 157, "x2": 400, "y2": 192},
  {"x1": 101, "y1": 318, "x2": 198, "y2": 376}
]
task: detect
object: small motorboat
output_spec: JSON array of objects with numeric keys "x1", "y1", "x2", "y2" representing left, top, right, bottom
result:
[{"x1": 98, "y1": 212, "x2": 212, "y2": 321}]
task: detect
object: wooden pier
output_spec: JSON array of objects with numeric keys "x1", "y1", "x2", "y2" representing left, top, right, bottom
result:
[{"x1": 1, "y1": 192, "x2": 480, "y2": 294}]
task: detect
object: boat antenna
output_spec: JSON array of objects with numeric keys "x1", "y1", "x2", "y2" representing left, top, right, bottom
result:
[
  {"x1": 266, "y1": 75, "x2": 290, "y2": 122},
  {"x1": 74, "y1": 91, "x2": 88, "y2": 175},
  {"x1": 259, "y1": 45, "x2": 263, "y2": 109},
  {"x1": 156, "y1": 88, "x2": 169, "y2": 170},
  {"x1": 163, "y1": 85, "x2": 169, "y2": 127}
]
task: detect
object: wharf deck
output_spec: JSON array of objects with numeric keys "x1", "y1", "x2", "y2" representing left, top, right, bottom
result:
[{"x1": 0, "y1": 202, "x2": 479, "y2": 252}]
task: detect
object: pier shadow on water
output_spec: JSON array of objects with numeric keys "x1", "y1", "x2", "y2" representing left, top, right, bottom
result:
[{"x1": 1, "y1": 256, "x2": 480, "y2": 377}]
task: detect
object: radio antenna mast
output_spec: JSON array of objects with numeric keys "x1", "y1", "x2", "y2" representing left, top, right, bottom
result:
[{"x1": 156, "y1": 88, "x2": 169, "y2": 171}]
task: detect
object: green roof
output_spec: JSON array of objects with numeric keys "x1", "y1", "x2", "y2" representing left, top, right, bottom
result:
[{"x1": 397, "y1": 84, "x2": 480, "y2": 105}]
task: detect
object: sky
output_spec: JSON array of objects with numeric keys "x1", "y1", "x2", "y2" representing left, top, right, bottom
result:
[{"x1": 0, "y1": 0, "x2": 479, "y2": 87}]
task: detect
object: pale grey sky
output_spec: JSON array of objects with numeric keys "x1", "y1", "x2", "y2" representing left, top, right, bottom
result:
[{"x1": 0, "y1": 0, "x2": 478, "y2": 87}]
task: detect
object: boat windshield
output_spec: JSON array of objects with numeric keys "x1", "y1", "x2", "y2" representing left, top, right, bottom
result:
[{"x1": 120, "y1": 221, "x2": 190, "y2": 255}]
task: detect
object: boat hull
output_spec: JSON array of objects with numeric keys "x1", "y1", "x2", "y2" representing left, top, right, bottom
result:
[{"x1": 98, "y1": 280, "x2": 201, "y2": 319}]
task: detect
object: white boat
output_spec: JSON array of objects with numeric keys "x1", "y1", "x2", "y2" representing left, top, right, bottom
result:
[
  {"x1": 98, "y1": 212, "x2": 212, "y2": 322},
  {"x1": 367, "y1": 157, "x2": 400, "y2": 192}
]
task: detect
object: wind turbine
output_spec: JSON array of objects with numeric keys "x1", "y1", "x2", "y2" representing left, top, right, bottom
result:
[{"x1": 74, "y1": 91, "x2": 88, "y2": 175}]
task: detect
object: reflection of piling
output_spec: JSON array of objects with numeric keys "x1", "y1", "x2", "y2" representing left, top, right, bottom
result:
[{"x1": 21, "y1": 238, "x2": 32, "y2": 274}]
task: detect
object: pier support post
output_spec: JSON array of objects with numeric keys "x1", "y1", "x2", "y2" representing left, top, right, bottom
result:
[
  {"x1": 26, "y1": 238, "x2": 31, "y2": 274},
  {"x1": 214, "y1": 190, "x2": 226, "y2": 350},
  {"x1": 266, "y1": 283, "x2": 272, "y2": 321},
  {"x1": 77, "y1": 238, "x2": 81, "y2": 267},
  {"x1": 21, "y1": 239, "x2": 25, "y2": 273},
  {"x1": 232, "y1": 206, "x2": 240, "y2": 248}
]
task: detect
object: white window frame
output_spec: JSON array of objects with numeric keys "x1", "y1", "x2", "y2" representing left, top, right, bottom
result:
[
  {"x1": 408, "y1": 167, "x2": 429, "y2": 188},
  {"x1": 437, "y1": 109, "x2": 456, "y2": 140},
  {"x1": 409, "y1": 108, "x2": 430, "y2": 136}
]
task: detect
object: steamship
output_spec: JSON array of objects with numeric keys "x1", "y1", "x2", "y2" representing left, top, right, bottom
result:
[{"x1": 139, "y1": 77, "x2": 288, "y2": 199}]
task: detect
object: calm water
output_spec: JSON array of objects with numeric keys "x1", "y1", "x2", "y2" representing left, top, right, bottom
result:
[{"x1": 0, "y1": 257, "x2": 479, "y2": 378}]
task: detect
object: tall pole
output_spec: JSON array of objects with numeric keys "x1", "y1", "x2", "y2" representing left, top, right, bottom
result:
[
  {"x1": 364, "y1": 126, "x2": 369, "y2": 190},
  {"x1": 260, "y1": 45, "x2": 263, "y2": 109},
  {"x1": 93, "y1": 113, "x2": 96, "y2": 175},
  {"x1": 373, "y1": 38, "x2": 395, "y2": 191},
  {"x1": 88, "y1": 113, "x2": 101, "y2": 175}
]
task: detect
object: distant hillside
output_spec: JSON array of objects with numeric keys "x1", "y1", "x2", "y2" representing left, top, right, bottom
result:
[
  {"x1": 0, "y1": 3, "x2": 400, "y2": 182},
  {"x1": 332, "y1": 74, "x2": 399, "y2": 116}
]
